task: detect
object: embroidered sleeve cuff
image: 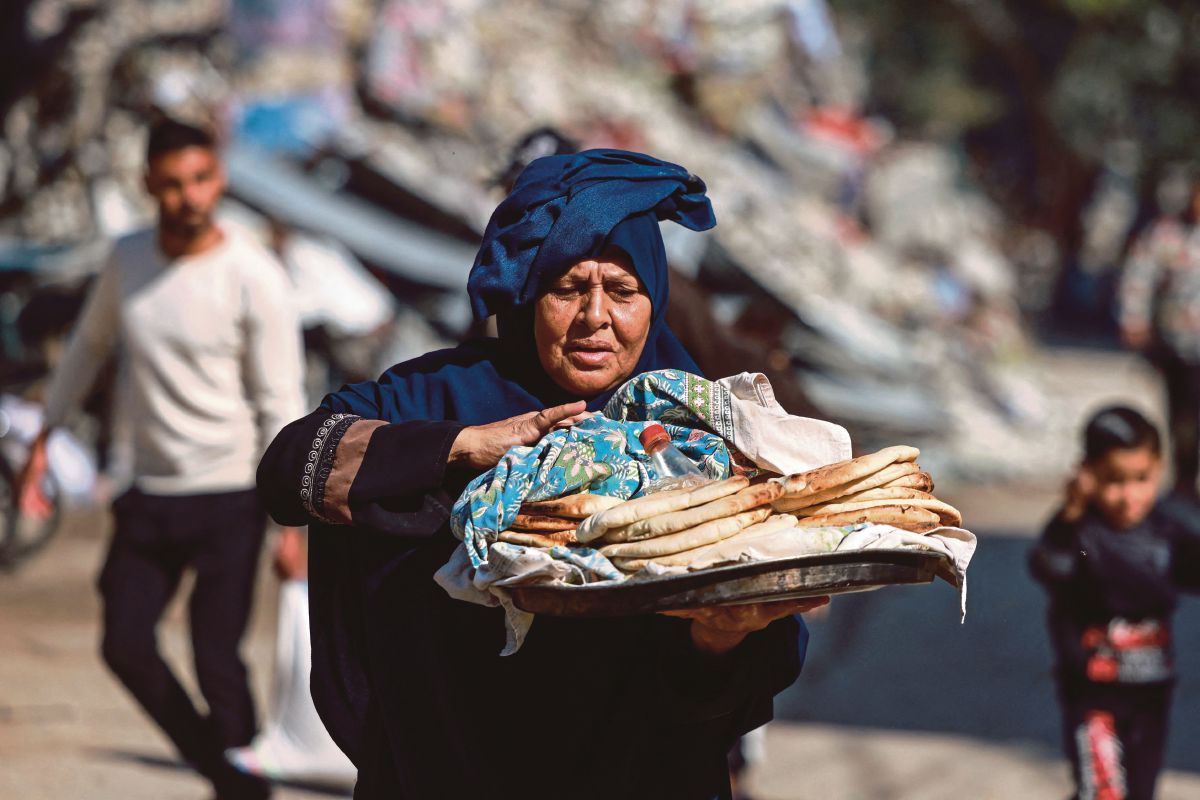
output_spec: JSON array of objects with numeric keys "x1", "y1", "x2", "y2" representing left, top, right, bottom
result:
[
  {"x1": 322, "y1": 419, "x2": 389, "y2": 524},
  {"x1": 295, "y1": 416, "x2": 466, "y2": 529},
  {"x1": 301, "y1": 413, "x2": 362, "y2": 524}
]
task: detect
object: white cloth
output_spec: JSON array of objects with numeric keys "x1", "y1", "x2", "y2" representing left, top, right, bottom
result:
[
  {"x1": 43, "y1": 224, "x2": 305, "y2": 495},
  {"x1": 715, "y1": 372, "x2": 852, "y2": 474},
  {"x1": 837, "y1": 524, "x2": 976, "y2": 621},
  {"x1": 226, "y1": 581, "x2": 356, "y2": 787},
  {"x1": 435, "y1": 539, "x2": 629, "y2": 654}
]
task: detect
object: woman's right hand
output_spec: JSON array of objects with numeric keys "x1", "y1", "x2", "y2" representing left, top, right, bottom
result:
[{"x1": 448, "y1": 401, "x2": 588, "y2": 471}]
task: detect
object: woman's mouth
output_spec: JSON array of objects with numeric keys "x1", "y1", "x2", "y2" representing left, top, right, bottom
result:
[{"x1": 565, "y1": 342, "x2": 616, "y2": 368}]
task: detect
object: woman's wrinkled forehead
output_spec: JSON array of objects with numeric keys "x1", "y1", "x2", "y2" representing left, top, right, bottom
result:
[{"x1": 549, "y1": 246, "x2": 640, "y2": 284}]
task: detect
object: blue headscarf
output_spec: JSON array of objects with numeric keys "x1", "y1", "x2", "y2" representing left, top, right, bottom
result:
[{"x1": 323, "y1": 149, "x2": 715, "y2": 425}]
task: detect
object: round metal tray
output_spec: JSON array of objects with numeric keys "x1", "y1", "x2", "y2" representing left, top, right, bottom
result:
[{"x1": 508, "y1": 549, "x2": 948, "y2": 617}]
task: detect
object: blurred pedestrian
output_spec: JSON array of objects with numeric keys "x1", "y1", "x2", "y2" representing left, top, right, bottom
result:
[
  {"x1": 1029, "y1": 406, "x2": 1200, "y2": 800},
  {"x1": 17, "y1": 118, "x2": 305, "y2": 800},
  {"x1": 267, "y1": 219, "x2": 397, "y2": 393},
  {"x1": 1118, "y1": 176, "x2": 1200, "y2": 497}
]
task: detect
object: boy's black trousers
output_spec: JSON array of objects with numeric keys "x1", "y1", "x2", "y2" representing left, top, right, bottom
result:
[{"x1": 1058, "y1": 680, "x2": 1172, "y2": 800}]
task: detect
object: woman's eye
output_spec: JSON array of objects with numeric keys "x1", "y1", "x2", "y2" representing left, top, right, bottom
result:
[
  {"x1": 608, "y1": 286, "x2": 639, "y2": 299},
  {"x1": 551, "y1": 286, "x2": 583, "y2": 298}
]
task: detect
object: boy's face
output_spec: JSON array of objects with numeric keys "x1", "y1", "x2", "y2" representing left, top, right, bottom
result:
[{"x1": 1084, "y1": 446, "x2": 1162, "y2": 530}]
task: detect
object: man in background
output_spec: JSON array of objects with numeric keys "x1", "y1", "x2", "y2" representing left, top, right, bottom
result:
[
  {"x1": 1119, "y1": 173, "x2": 1200, "y2": 498},
  {"x1": 18, "y1": 118, "x2": 305, "y2": 799}
]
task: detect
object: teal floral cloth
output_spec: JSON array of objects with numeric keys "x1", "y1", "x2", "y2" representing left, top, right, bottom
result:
[{"x1": 450, "y1": 369, "x2": 747, "y2": 567}]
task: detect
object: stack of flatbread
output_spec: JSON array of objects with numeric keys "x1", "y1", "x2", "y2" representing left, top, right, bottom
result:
[
  {"x1": 497, "y1": 494, "x2": 624, "y2": 548},
  {"x1": 500, "y1": 445, "x2": 962, "y2": 575},
  {"x1": 568, "y1": 476, "x2": 792, "y2": 572},
  {"x1": 773, "y1": 445, "x2": 961, "y2": 531}
]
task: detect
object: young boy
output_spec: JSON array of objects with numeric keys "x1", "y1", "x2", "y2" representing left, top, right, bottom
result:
[{"x1": 1030, "y1": 406, "x2": 1200, "y2": 800}]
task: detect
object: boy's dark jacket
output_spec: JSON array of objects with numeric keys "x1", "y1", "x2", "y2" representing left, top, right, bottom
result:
[{"x1": 1029, "y1": 496, "x2": 1200, "y2": 686}]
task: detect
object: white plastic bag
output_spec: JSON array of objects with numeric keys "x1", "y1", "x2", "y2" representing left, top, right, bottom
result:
[{"x1": 226, "y1": 580, "x2": 356, "y2": 788}]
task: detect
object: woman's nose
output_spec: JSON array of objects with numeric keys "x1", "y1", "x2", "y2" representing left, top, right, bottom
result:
[{"x1": 581, "y1": 287, "x2": 610, "y2": 328}]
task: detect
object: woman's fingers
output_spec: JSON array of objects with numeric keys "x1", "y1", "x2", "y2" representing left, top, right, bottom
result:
[
  {"x1": 664, "y1": 597, "x2": 832, "y2": 655},
  {"x1": 532, "y1": 401, "x2": 587, "y2": 431},
  {"x1": 661, "y1": 596, "x2": 831, "y2": 630},
  {"x1": 452, "y1": 401, "x2": 590, "y2": 470},
  {"x1": 552, "y1": 411, "x2": 596, "y2": 430},
  {"x1": 523, "y1": 401, "x2": 587, "y2": 441}
]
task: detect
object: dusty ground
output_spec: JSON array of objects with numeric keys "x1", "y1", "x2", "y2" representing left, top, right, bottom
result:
[{"x1": 2, "y1": 346, "x2": 1198, "y2": 799}]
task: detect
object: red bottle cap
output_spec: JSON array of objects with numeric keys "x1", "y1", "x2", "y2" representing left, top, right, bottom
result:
[{"x1": 639, "y1": 423, "x2": 670, "y2": 451}]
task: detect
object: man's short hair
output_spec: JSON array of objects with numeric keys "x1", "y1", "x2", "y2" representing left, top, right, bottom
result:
[{"x1": 146, "y1": 118, "x2": 216, "y2": 165}]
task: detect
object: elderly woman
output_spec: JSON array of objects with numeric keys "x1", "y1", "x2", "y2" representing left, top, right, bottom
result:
[{"x1": 258, "y1": 150, "x2": 824, "y2": 799}]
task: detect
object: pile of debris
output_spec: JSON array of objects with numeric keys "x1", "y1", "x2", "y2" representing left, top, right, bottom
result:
[{"x1": 0, "y1": 0, "x2": 1066, "y2": 485}]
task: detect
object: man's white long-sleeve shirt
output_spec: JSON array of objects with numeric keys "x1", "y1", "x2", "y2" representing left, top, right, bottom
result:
[{"x1": 43, "y1": 225, "x2": 306, "y2": 496}]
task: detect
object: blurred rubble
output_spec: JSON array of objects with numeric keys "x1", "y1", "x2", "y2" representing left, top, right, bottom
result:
[{"x1": 0, "y1": 0, "x2": 1081, "y2": 485}]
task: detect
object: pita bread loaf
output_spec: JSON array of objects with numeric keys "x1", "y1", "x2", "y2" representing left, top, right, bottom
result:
[
  {"x1": 575, "y1": 476, "x2": 749, "y2": 544},
  {"x1": 498, "y1": 529, "x2": 578, "y2": 548},
  {"x1": 795, "y1": 497, "x2": 962, "y2": 527},
  {"x1": 520, "y1": 494, "x2": 624, "y2": 520},
  {"x1": 829, "y1": 487, "x2": 933, "y2": 504},
  {"x1": 598, "y1": 507, "x2": 772, "y2": 559},
  {"x1": 510, "y1": 513, "x2": 581, "y2": 531},
  {"x1": 601, "y1": 481, "x2": 784, "y2": 544},
  {"x1": 777, "y1": 446, "x2": 919, "y2": 498},
  {"x1": 773, "y1": 462, "x2": 919, "y2": 512},
  {"x1": 610, "y1": 513, "x2": 799, "y2": 571},
  {"x1": 795, "y1": 504, "x2": 941, "y2": 533},
  {"x1": 883, "y1": 472, "x2": 935, "y2": 492}
]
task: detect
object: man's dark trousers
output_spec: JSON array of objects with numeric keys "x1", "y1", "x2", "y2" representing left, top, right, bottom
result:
[{"x1": 99, "y1": 487, "x2": 270, "y2": 798}]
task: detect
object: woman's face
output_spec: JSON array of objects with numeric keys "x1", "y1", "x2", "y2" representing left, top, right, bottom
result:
[{"x1": 534, "y1": 248, "x2": 652, "y2": 396}]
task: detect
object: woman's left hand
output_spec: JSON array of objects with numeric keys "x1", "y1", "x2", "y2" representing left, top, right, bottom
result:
[
  {"x1": 661, "y1": 597, "x2": 830, "y2": 655},
  {"x1": 449, "y1": 401, "x2": 588, "y2": 471}
]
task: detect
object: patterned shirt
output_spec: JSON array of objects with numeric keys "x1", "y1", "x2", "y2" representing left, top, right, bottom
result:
[{"x1": 1118, "y1": 217, "x2": 1200, "y2": 362}]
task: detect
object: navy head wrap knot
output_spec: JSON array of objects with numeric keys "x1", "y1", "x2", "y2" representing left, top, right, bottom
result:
[{"x1": 467, "y1": 149, "x2": 716, "y2": 320}]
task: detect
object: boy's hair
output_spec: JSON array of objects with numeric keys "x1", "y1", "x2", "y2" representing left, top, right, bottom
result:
[
  {"x1": 1083, "y1": 406, "x2": 1161, "y2": 463},
  {"x1": 146, "y1": 118, "x2": 216, "y2": 165}
]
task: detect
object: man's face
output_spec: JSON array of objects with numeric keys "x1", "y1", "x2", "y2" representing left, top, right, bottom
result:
[
  {"x1": 144, "y1": 146, "x2": 224, "y2": 238},
  {"x1": 1086, "y1": 446, "x2": 1162, "y2": 530}
]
